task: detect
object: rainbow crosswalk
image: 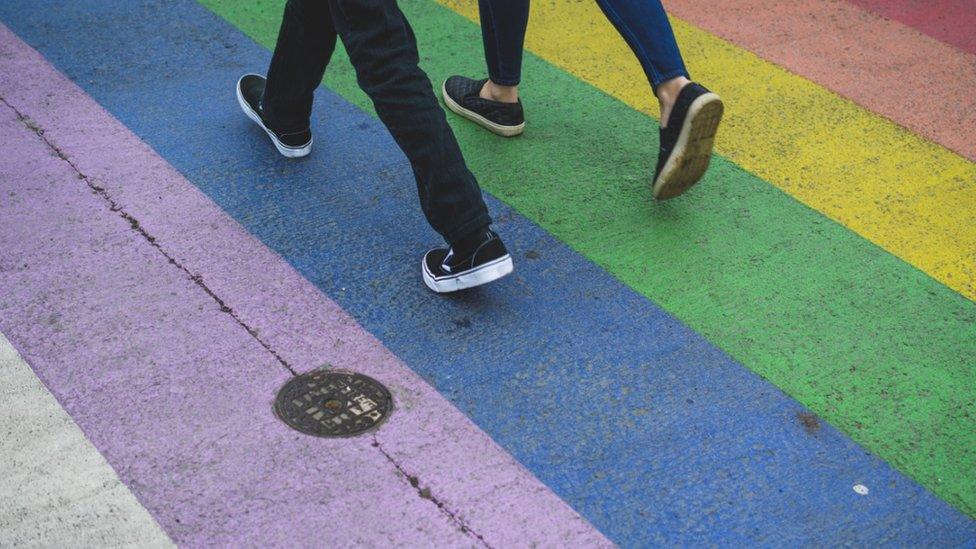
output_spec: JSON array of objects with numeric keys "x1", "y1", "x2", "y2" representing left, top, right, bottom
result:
[{"x1": 0, "y1": 0, "x2": 973, "y2": 545}]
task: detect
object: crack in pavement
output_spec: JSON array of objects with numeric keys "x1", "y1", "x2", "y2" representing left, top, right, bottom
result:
[
  {"x1": 0, "y1": 95, "x2": 297, "y2": 377},
  {"x1": 3, "y1": 93, "x2": 497, "y2": 546},
  {"x1": 372, "y1": 436, "x2": 492, "y2": 548}
]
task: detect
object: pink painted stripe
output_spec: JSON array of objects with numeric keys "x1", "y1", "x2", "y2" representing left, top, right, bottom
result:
[
  {"x1": 0, "y1": 24, "x2": 608, "y2": 547},
  {"x1": 667, "y1": 0, "x2": 976, "y2": 161},
  {"x1": 844, "y1": 0, "x2": 976, "y2": 55}
]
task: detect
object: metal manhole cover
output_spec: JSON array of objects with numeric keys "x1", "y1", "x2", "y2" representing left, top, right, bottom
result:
[{"x1": 274, "y1": 369, "x2": 392, "y2": 437}]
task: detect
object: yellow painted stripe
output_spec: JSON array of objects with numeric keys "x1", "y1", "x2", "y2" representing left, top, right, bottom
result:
[{"x1": 437, "y1": 0, "x2": 976, "y2": 301}]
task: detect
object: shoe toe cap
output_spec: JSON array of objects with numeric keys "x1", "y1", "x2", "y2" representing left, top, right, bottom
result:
[
  {"x1": 444, "y1": 75, "x2": 485, "y2": 101},
  {"x1": 239, "y1": 74, "x2": 266, "y2": 103},
  {"x1": 424, "y1": 248, "x2": 449, "y2": 274}
]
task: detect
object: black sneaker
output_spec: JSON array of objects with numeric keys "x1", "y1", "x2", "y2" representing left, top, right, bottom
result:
[
  {"x1": 422, "y1": 229, "x2": 514, "y2": 293},
  {"x1": 652, "y1": 82, "x2": 723, "y2": 200},
  {"x1": 442, "y1": 76, "x2": 525, "y2": 137},
  {"x1": 236, "y1": 73, "x2": 312, "y2": 158}
]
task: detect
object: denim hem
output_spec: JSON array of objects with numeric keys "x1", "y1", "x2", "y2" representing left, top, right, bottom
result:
[
  {"x1": 487, "y1": 75, "x2": 520, "y2": 87},
  {"x1": 444, "y1": 212, "x2": 492, "y2": 244},
  {"x1": 650, "y1": 69, "x2": 691, "y2": 94}
]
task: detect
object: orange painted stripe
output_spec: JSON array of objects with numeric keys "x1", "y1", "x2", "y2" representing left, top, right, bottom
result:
[{"x1": 665, "y1": 0, "x2": 976, "y2": 161}]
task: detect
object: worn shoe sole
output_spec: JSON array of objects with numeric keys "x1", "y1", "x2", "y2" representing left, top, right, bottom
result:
[
  {"x1": 441, "y1": 80, "x2": 525, "y2": 138},
  {"x1": 652, "y1": 93, "x2": 724, "y2": 200},
  {"x1": 422, "y1": 253, "x2": 514, "y2": 293},
  {"x1": 236, "y1": 74, "x2": 312, "y2": 158}
]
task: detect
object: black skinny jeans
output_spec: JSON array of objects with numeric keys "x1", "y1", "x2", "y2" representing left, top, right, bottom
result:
[{"x1": 262, "y1": 0, "x2": 491, "y2": 243}]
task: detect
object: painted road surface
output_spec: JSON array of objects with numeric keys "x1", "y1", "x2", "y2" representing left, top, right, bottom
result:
[
  {"x1": 0, "y1": 333, "x2": 173, "y2": 547},
  {"x1": 1, "y1": 0, "x2": 974, "y2": 546},
  {"x1": 664, "y1": 0, "x2": 976, "y2": 161},
  {"x1": 440, "y1": 0, "x2": 976, "y2": 303},
  {"x1": 208, "y1": 0, "x2": 976, "y2": 520},
  {"x1": 0, "y1": 23, "x2": 606, "y2": 547},
  {"x1": 845, "y1": 0, "x2": 976, "y2": 55}
]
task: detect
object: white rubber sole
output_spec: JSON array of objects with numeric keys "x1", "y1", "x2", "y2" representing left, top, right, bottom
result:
[
  {"x1": 422, "y1": 253, "x2": 514, "y2": 293},
  {"x1": 442, "y1": 80, "x2": 525, "y2": 138},
  {"x1": 652, "y1": 92, "x2": 724, "y2": 200},
  {"x1": 236, "y1": 74, "x2": 312, "y2": 158}
]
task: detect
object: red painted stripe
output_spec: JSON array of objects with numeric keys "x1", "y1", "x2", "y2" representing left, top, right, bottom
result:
[{"x1": 844, "y1": 0, "x2": 976, "y2": 55}]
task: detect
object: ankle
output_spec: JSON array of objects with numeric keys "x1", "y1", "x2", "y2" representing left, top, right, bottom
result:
[
  {"x1": 480, "y1": 80, "x2": 519, "y2": 103},
  {"x1": 656, "y1": 76, "x2": 691, "y2": 128}
]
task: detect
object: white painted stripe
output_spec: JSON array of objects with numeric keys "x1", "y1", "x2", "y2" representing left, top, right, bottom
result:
[{"x1": 0, "y1": 332, "x2": 173, "y2": 548}]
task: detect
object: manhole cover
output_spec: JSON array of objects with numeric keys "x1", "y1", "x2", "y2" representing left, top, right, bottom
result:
[{"x1": 274, "y1": 369, "x2": 392, "y2": 438}]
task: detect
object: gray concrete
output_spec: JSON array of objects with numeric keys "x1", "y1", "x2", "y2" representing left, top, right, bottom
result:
[{"x1": 0, "y1": 332, "x2": 172, "y2": 548}]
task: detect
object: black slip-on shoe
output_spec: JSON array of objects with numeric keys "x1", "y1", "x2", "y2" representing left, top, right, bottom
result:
[
  {"x1": 652, "y1": 82, "x2": 723, "y2": 200},
  {"x1": 236, "y1": 73, "x2": 312, "y2": 158},
  {"x1": 442, "y1": 76, "x2": 525, "y2": 137},
  {"x1": 422, "y1": 229, "x2": 514, "y2": 293}
]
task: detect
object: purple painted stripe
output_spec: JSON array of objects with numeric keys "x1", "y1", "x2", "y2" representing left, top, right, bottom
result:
[{"x1": 0, "y1": 24, "x2": 608, "y2": 547}]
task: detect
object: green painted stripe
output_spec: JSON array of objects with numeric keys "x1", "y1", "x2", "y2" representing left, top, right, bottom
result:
[{"x1": 201, "y1": 0, "x2": 976, "y2": 516}]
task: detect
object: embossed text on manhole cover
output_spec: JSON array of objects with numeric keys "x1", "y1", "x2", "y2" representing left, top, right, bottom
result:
[{"x1": 274, "y1": 369, "x2": 392, "y2": 437}]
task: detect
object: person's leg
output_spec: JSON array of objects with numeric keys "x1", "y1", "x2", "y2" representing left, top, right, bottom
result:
[
  {"x1": 328, "y1": 0, "x2": 490, "y2": 243},
  {"x1": 328, "y1": 0, "x2": 512, "y2": 291},
  {"x1": 477, "y1": 0, "x2": 529, "y2": 103},
  {"x1": 592, "y1": 0, "x2": 689, "y2": 126},
  {"x1": 261, "y1": 0, "x2": 338, "y2": 132},
  {"x1": 594, "y1": 0, "x2": 722, "y2": 199},
  {"x1": 594, "y1": 0, "x2": 723, "y2": 200},
  {"x1": 441, "y1": 0, "x2": 528, "y2": 136},
  {"x1": 235, "y1": 0, "x2": 335, "y2": 157}
]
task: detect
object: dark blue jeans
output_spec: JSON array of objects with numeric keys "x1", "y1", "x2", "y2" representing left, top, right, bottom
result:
[
  {"x1": 262, "y1": 0, "x2": 491, "y2": 243},
  {"x1": 478, "y1": 0, "x2": 689, "y2": 91}
]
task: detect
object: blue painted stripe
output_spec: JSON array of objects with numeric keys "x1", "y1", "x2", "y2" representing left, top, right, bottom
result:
[{"x1": 2, "y1": 1, "x2": 971, "y2": 545}]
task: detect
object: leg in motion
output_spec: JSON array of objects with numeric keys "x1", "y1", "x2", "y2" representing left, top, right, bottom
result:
[
  {"x1": 329, "y1": 0, "x2": 513, "y2": 292},
  {"x1": 594, "y1": 0, "x2": 724, "y2": 199},
  {"x1": 262, "y1": 0, "x2": 337, "y2": 132},
  {"x1": 236, "y1": 0, "x2": 337, "y2": 157}
]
